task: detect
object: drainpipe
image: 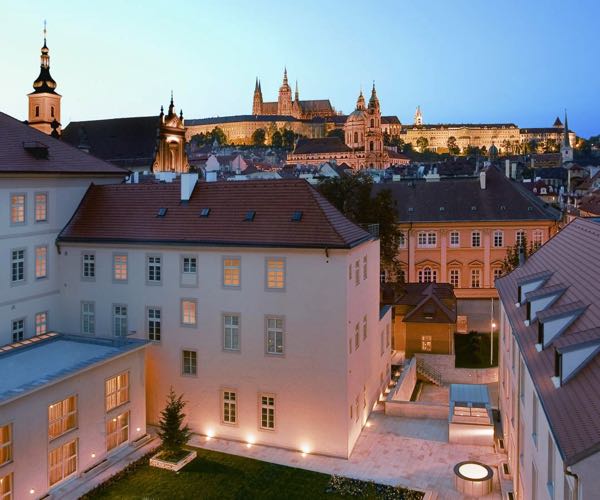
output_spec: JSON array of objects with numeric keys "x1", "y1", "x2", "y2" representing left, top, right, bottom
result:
[{"x1": 564, "y1": 466, "x2": 579, "y2": 499}]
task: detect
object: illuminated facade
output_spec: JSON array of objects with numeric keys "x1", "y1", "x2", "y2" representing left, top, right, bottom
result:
[{"x1": 153, "y1": 94, "x2": 190, "y2": 173}]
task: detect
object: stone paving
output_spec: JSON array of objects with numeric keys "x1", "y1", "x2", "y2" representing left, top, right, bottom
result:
[{"x1": 191, "y1": 410, "x2": 505, "y2": 499}]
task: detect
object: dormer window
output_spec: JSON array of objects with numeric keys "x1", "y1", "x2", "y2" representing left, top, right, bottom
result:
[
  {"x1": 537, "y1": 301, "x2": 587, "y2": 348},
  {"x1": 516, "y1": 271, "x2": 552, "y2": 304},
  {"x1": 525, "y1": 283, "x2": 567, "y2": 322},
  {"x1": 555, "y1": 337, "x2": 600, "y2": 385}
]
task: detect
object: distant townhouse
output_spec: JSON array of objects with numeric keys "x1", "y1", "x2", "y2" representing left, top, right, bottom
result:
[
  {"x1": 496, "y1": 218, "x2": 600, "y2": 499},
  {"x1": 55, "y1": 176, "x2": 391, "y2": 458}
]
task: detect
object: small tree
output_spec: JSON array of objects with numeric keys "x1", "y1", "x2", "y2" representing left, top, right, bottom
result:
[
  {"x1": 447, "y1": 136, "x2": 459, "y2": 155},
  {"x1": 271, "y1": 130, "x2": 283, "y2": 148},
  {"x1": 251, "y1": 128, "x2": 266, "y2": 146},
  {"x1": 157, "y1": 387, "x2": 191, "y2": 460},
  {"x1": 416, "y1": 136, "x2": 429, "y2": 152}
]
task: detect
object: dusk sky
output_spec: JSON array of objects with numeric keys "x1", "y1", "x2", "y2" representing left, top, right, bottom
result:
[{"x1": 2, "y1": 0, "x2": 599, "y2": 137}]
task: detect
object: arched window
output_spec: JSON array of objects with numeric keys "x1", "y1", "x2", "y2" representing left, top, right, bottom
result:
[
  {"x1": 418, "y1": 266, "x2": 437, "y2": 283},
  {"x1": 354, "y1": 131, "x2": 358, "y2": 143},
  {"x1": 35, "y1": 106, "x2": 40, "y2": 117}
]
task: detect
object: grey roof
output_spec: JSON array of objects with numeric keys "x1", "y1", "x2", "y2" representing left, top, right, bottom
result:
[
  {"x1": 187, "y1": 115, "x2": 301, "y2": 126},
  {"x1": 449, "y1": 384, "x2": 490, "y2": 405}
]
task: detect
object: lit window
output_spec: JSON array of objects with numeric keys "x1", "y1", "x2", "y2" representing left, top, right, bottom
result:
[
  {"x1": 183, "y1": 256, "x2": 197, "y2": 274},
  {"x1": 354, "y1": 260, "x2": 360, "y2": 286},
  {"x1": 449, "y1": 269, "x2": 460, "y2": 288},
  {"x1": 223, "y1": 257, "x2": 241, "y2": 287},
  {"x1": 147, "y1": 255, "x2": 162, "y2": 283},
  {"x1": 0, "y1": 424, "x2": 12, "y2": 467},
  {"x1": 48, "y1": 439, "x2": 77, "y2": 486},
  {"x1": 260, "y1": 394, "x2": 275, "y2": 430},
  {"x1": 106, "y1": 412, "x2": 129, "y2": 451},
  {"x1": 11, "y1": 319, "x2": 24, "y2": 342},
  {"x1": 113, "y1": 305, "x2": 128, "y2": 337},
  {"x1": 266, "y1": 316, "x2": 284, "y2": 355},
  {"x1": 223, "y1": 314, "x2": 240, "y2": 351},
  {"x1": 147, "y1": 307, "x2": 161, "y2": 342},
  {"x1": 35, "y1": 193, "x2": 48, "y2": 222},
  {"x1": 471, "y1": 231, "x2": 481, "y2": 248},
  {"x1": 35, "y1": 245, "x2": 47, "y2": 279},
  {"x1": 266, "y1": 257, "x2": 285, "y2": 289},
  {"x1": 35, "y1": 311, "x2": 48, "y2": 335},
  {"x1": 493, "y1": 230, "x2": 504, "y2": 248},
  {"x1": 362, "y1": 315, "x2": 368, "y2": 340},
  {"x1": 48, "y1": 396, "x2": 77, "y2": 440},
  {"x1": 113, "y1": 255, "x2": 128, "y2": 281},
  {"x1": 471, "y1": 268, "x2": 481, "y2": 288},
  {"x1": 355, "y1": 323, "x2": 360, "y2": 350},
  {"x1": 11, "y1": 249, "x2": 25, "y2": 283},
  {"x1": 363, "y1": 256, "x2": 368, "y2": 280},
  {"x1": 182, "y1": 350, "x2": 197, "y2": 375},
  {"x1": 449, "y1": 231, "x2": 460, "y2": 247},
  {"x1": 105, "y1": 372, "x2": 129, "y2": 412},
  {"x1": 82, "y1": 253, "x2": 95, "y2": 279},
  {"x1": 0, "y1": 472, "x2": 12, "y2": 499},
  {"x1": 10, "y1": 194, "x2": 25, "y2": 225},
  {"x1": 181, "y1": 299, "x2": 197, "y2": 326},
  {"x1": 81, "y1": 302, "x2": 95, "y2": 334},
  {"x1": 516, "y1": 230, "x2": 526, "y2": 247},
  {"x1": 222, "y1": 390, "x2": 237, "y2": 424},
  {"x1": 421, "y1": 335, "x2": 432, "y2": 352}
]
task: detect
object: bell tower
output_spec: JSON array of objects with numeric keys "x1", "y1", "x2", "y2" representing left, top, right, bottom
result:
[
  {"x1": 365, "y1": 83, "x2": 385, "y2": 168},
  {"x1": 153, "y1": 93, "x2": 190, "y2": 173},
  {"x1": 28, "y1": 21, "x2": 61, "y2": 135},
  {"x1": 277, "y1": 67, "x2": 292, "y2": 116},
  {"x1": 414, "y1": 105, "x2": 423, "y2": 126},
  {"x1": 560, "y1": 110, "x2": 573, "y2": 164}
]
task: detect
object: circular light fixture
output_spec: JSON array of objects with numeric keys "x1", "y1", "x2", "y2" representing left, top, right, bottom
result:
[{"x1": 454, "y1": 461, "x2": 493, "y2": 496}]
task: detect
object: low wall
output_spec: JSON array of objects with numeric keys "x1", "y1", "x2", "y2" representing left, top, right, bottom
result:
[
  {"x1": 415, "y1": 354, "x2": 498, "y2": 384},
  {"x1": 385, "y1": 400, "x2": 448, "y2": 419},
  {"x1": 390, "y1": 357, "x2": 416, "y2": 401}
]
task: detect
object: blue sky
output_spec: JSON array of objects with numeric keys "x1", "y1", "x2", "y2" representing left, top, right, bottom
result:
[{"x1": 1, "y1": 0, "x2": 599, "y2": 137}]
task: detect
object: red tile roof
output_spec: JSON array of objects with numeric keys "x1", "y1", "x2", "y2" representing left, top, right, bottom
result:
[
  {"x1": 0, "y1": 112, "x2": 127, "y2": 176},
  {"x1": 496, "y1": 218, "x2": 600, "y2": 465},
  {"x1": 58, "y1": 179, "x2": 372, "y2": 249}
]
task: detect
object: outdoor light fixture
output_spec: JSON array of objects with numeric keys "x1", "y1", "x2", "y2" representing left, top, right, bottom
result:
[
  {"x1": 300, "y1": 444, "x2": 310, "y2": 455},
  {"x1": 454, "y1": 461, "x2": 493, "y2": 496},
  {"x1": 246, "y1": 435, "x2": 255, "y2": 448},
  {"x1": 30, "y1": 489, "x2": 35, "y2": 495},
  {"x1": 91, "y1": 453, "x2": 96, "y2": 458},
  {"x1": 136, "y1": 427, "x2": 141, "y2": 432}
]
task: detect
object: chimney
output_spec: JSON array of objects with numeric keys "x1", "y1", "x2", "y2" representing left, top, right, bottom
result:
[
  {"x1": 206, "y1": 171, "x2": 218, "y2": 183},
  {"x1": 479, "y1": 170, "x2": 486, "y2": 190},
  {"x1": 180, "y1": 173, "x2": 198, "y2": 201},
  {"x1": 505, "y1": 159, "x2": 510, "y2": 178},
  {"x1": 511, "y1": 162, "x2": 517, "y2": 180}
]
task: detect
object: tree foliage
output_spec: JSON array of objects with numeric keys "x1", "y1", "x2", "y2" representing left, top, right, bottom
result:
[
  {"x1": 446, "y1": 136, "x2": 459, "y2": 155},
  {"x1": 157, "y1": 387, "x2": 191, "y2": 459},
  {"x1": 271, "y1": 130, "x2": 283, "y2": 148},
  {"x1": 282, "y1": 129, "x2": 297, "y2": 150},
  {"x1": 191, "y1": 126, "x2": 227, "y2": 147},
  {"x1": 500, "y1": 235, "x2": 541, "y2": 275},
  {"x1": 416, "y1": 136, "x2": 429, "y2": 152},
  {"x1": 251, "y1": 128, "x2": 266, "y2": 146},
  {"x1": 318, "y1": 173, "x2": 401, "y2": 275}
]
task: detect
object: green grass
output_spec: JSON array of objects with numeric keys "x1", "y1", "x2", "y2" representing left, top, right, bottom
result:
[
  {"x1": 82, "y1": 447, "x2": 423, "y2": 500},
  {"x1": 454, "y1": 332, "x2": 499, "y2": 368}
]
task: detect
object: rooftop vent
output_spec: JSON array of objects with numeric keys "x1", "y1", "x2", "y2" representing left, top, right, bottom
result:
[
  {"x1": 291, "y1": 211, "x2": 303, "y2": 222},
  {"x1": 199, "y1": 208, "x2": 211, "y2": 217},
  {"x1": 244, "y1": 210, "x2": 256, "y2": 221},
  {"x1": 157, "y1": 208, "x2": 168, "y2": 217},
  {"x1": 22, "y1": 141, "x2": 49, "y2": 159}
]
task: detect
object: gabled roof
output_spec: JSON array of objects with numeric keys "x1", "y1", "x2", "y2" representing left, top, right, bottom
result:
[
  {"x1": 62, "y1": 115, "x2": 160, "y2": 169},
  {"x1": 496, "y1": 218, "x2": 600, "y2": 465},
  {"x1": 0, "y1": 112, "x2": 126, "y2": 176},
  {"x1": 57, "y1": 178, "x2": 372, "y2": 249},
  {"x1": 299, "y1": 99, "x2": 333, "y2": 113},
  {"x1": 186, "y1": 114, "x2": 300, "y2": 126},
  {"x1": 382, "y1": 282, "x2": 457, "y2": 324},
  {"x1": 292, "y1": 137, "x2": 352, "y2": 155}
]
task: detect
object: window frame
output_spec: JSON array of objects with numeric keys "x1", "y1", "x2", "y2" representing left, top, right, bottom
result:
[
  {"x1": 470, "y1": 268, "x2": 482, "y2": 288},
  {"x1": 180, "y1": 298, "x2": 198, "y2": 327},
  {"x1": 449, "y1": 231, "x2": 460, "y2": 248},
  {"x1": 35, "y1": 244, "x2": 48, "y2": 280},
  {"x1": 48, "y1": 395, "x2": 78, "y2": 441},
  {"x1": 265, "y1": 315, "x2": 285, "y2": 356},
  {"x1": 449, "y1": 268, "x2": 460, "y2": 288},
  {"x1": 223, "y1": 313, "x2": 241, "y2": 352},
  {"x1": 81, "y1": 252, "x2": 96, "y2": 281},
  {"x1": 0, "y1": 471, "x2": 12, "y2": 500},
  {"x1": 471, "y1": 230, "x2": 482, "y2": 248},
  {"x1": 10, "y1": 248, "x2": 26, "y2": 285},
  {"x1": 145, "y1": 254, "x2": 163, "y2": 285},
  {"x1": 181, "y1": 349, "x2": 198, "y2": 376},
  {"x1": 180, "y1": 255, "x2": 199, "y2": 287},
  {"x1": 81, "y1": 301, "x2": 95, "y2": 335},
  {"x1": 222, "y1": 256, "x2": 241, "y2": 289},
  {"x1": 259, "y1": 393, "x2": 276, "y2": 431},
  {"x1": 112, "y1": 303, "x2": 128, "y2": 337},
  {"x1": 421, "y1": 335, "x2": 433, "y2": 352},
  {"x1": 35, "y1": 311, "x2": 48, "y2": 335},
  {"x1": 48, "y1": 438, "x2": 78, "y2": 487},
  {"x1": 9, "y1": 193, "x2": 26, "y2": 226},
  {"x1": 265, "y1": 256, "x2": 286, "y2": 291},
  {"x1": 34, "y1": 191, "x2": 48, "y2": 223},
  {"x1": 493, "y1": 229, "x2": 504, "y2": 248},
  {"x1": 112, "y1": 253, "x2": 128, "y2": 283},
  {"x1": 106, "y1": 411, "x2": 130, "y2": 452},
  {"x1": 0, "y1": 423, "x2": 12, "y2": 467},
  {"x1": 11, "y1": 318, "x2": 25, "y2": 343},
  {"x1": 105, "y1": 371, "x2": 129, "y2": 412},
  {"x1": 147, "y1": 306, "x2": 162, "y2": 342},
  {"x1": 221, "y1": 389, "x2": 238, "y2": 425}
]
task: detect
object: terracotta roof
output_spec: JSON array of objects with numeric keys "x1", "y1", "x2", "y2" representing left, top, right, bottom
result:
[
  {"x1": 0, "y1": 112, "x2": 126, "y2": 176},
  {"x1": 374, "y1": 166, "x2": 561, "y2": 223},
  {"x1": 381, "y1": 282, "x2": 457, "y2": 323},
  {"x1": 58, "y1": 179, "x2": 372, "y2": 249},
  {"x1": 292, "y1": 137, "x2": 352, "y2": 154},
  {"x1": 496, "y1": 218, "x2": 600, "y2": 465},
  {"x1": 62, "y1": 116, "x2": 160, "y2": 169},
  {"x1": 382, "y1": 116, "x2": 401, "y2": 125}
]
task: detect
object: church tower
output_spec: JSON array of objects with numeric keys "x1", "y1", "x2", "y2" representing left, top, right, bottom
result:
[
  {"x1": 560, "y1": 110, "x2": 573, "y2": 164},
  {"x1": 414, "y1": 105, "x2": 423, "y2": 126},
  {"x1": 277, "y1": 68, "x2": 292, "y2": 116},
  {"x1": 153, "y1": 93, "x2": 190, "y2": 173},
  {"x1": 291, "y1": 80, "x2": 301, "y2": 118},
  {"x1": 252, "y1": 78, "x2": 263, "y2": 115},
  {"x1": 28, "y1": 22, "x2": 61, "y2": 136},
  {"x1": 365, "y1": 83, "x2": 385, "y2": 168}
]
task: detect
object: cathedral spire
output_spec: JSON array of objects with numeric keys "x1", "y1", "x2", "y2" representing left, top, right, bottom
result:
[
  {"x1": 168, "y1": 90, "x2": 175, "y2": 115},
  {"x1": 368, "y1": 81, "x2": 379, "y2": 110},
  {"x1": 295, "y1": 80, "x2": 299, "y2": 101},
  {"x1": 563, "y1": 109, "x2": 570, "y2": 147},
  {"x1": 283, "y1": 67, "x2": 288, "y2": 86}
]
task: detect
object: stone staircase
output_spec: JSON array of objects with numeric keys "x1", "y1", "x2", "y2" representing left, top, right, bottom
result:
[{"x1": 416, "y1": 358, "x2": 443, "y2": 386}]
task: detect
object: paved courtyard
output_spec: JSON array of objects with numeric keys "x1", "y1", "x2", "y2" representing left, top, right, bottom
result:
[{"x1": 190, "y1": 410, "x2": 504, "y2": 499}]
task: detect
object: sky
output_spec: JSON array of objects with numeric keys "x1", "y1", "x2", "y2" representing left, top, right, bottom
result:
[{"x1": 1, "y1": 0, "x2": 599, "y2": 137}]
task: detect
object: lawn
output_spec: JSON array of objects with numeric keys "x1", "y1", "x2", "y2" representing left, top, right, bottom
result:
[
  {"x1": 454, "y1": 331, "x2": 499, "y2": 368},
  {"x1": 83, "y1": 447, "x2": 423, "y2": 500}
]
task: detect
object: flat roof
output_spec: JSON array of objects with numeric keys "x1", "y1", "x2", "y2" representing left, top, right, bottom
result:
[
  {"x1": 0, "y1": 333, "x2": 147, "y2": 405},
  {"x1": 449, "y1": 384, "x2": 490, "y2": 405}
]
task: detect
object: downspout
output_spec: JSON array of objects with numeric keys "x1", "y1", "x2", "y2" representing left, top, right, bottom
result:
[{"x1": 564, "y1": 466, "x2": 579, "y2": 499}]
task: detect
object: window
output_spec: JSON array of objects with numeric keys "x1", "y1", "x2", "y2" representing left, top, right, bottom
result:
[
  {"x1": 449, "y1": 269, "x2": 460, "y2": 288},
  {"x1": 417, "y1": 231, "x2": 436, "y2": 248},
  {"x1": 222, "y1": 390, "x2": 237, "y2": 424},
  {"x1": 48, "y1": 439, "x2": 77, "y2": 486},
  {"x1": 0, "y1": 424, "x2": 11, "y2": 467},
  {"x1": 35, "y1": 105, "x2": 39, "y2": 117},
  {"x1": 449, "y1": 231, "x2": 460, "y2": 247},
  {"x1": 105, "y1": 372, "x2": 129, "y2": 412},
  {"x1": 362, "y1": 315, "x2": 368, "y2": 340},
  {"x1": 35, "y1": 193, "x2": 48, "y2": 222},
  {"x1": 11, "y1": 319, "x2": 24, "y2": 342},
  {"x1": 471, "y1": 268, "x2": 481, "y2": 288},
  {"x1": 547, "y1": 434, "x2": 555, "y2": 498},
  {"x1": 0, "y1": 472, "x2": 12, "y2": 500},
  {"x1": 182, "y1": 350, "x2": 197, "y2": 375},
  {"x1": 380, "y1": 329, "x2": 384, "y2": 356},
  {"x1": 266, "y1": 316, "x2": 284, "y2": 355},
  {"x1": 348, "y1": 264, "x2": 352, "y2": 281},
  {"x1": 82, "y1": 253, "x2": 95, "y2": 279},
  {"x1": 223, "y1": 257, "x2": 241, "y2": 287},
  {"x1": 106, "y1": 412, "x2": 129, "y2": 451},
  {"x1": 183, "y1": 256, "x2": 197, "y2": 274},
  {"x1": 223, "y1": 314, "x2": 240, "y2": 351},
  {"x1": 398, "y1": 231, "x2": 406, "y2": 248},
  {"x1": 113, "y1": 254, "x2": 128, "y2": 281},
  {"x1": 493, "y1": 267, "x2": 503, "y2": 281},
  {"x1": 146, "y1": 255, "x2": 162, "y2": 284},
  {"x1": 35, "y1": 245, "x2": 47, "y2": 279},
  {"x1": 418, "y1": 266, "x2": 437, "y2": 283},
  {"x1": 348, "y1": 337, "x2": 352, "y2": 354},
  {"x1": 266, "y1": 257, "x2": 285, "y2": 289},
  {"x1": 493, "y1": 230, "x2": 504, "y2": 248},
  {"x1": 260, "y1": 394, "x2": 275, "y2": 430},
  {"x1": 386, "y1": 323, "x2": 390, "y2": 348},
  {"x1": 471, "y1": 230, "x2": 481, "y2": 248},
  {"x1": 51, "y1": 106, "x2": 55, "y2": 118},
  {"x1": 532, "y1": 229, "x2": 543, "y2": 247},
  {"x1": 10, "y1": 194, "x2": 25, "y2": 225},
  {"x1": 354, "y1": 260, "x2": 360, "y2": 286},
  {"x1": 363, "y1": 256, "x2": 368, "y2": 280},
  {"x1": 48, "y1": 396, "x2": 77, "y2": 440},
  {"x1": 516, "y1": 230, "x2": 526, "y2": 247},
  {"x1": 35, "y1": 311, "x2": 48, "y2": 335},
  {"x1": 81, "y1": 302, "x2": 95, "y2": 334},
  {"x1": 354, "y1": 323, "x2": 360, "y2": 350},
  {"x1": 147, "y1": 307, "x2": 161, "y2": 342},
  {"x1": 421, "y1": 335, "x2": 432, "y2": 352},
  {"x1": 181, "y1": 299, "x2": 197, "y2": 326},
  {"x1": 113, "y1": 305, "x2": 128, "y2": 337},
  {"x1": 532, "y1": 392, "x2": 539, "y2": 447},
  {"x1": 11, "y1": 249, "x2": 25, "y2": 283}
]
